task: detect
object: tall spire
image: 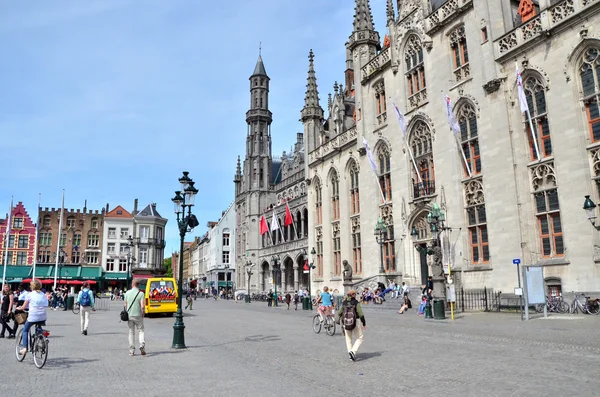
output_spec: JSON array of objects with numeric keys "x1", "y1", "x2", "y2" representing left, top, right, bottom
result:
[
  {"x1": 353, "y1": 0, "x2": 375, "y2": 32},
  {"x1": 235, "y1": 156, "x2": 242, "y2": 179},
  {"x1": 301, "y1": 49, "x2": 324, "y2": 122}
]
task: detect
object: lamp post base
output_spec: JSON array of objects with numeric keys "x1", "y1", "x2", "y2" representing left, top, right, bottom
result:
[
  {"x1": 424, "y1": 299, "x2": 433, "y2": 319},
  {"x1": 171, "y1": 309, "x2": 186, "y2": 349}
]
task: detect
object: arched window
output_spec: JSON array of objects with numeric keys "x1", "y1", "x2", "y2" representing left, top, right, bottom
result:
[
  {"x1": 314, "y1": 179, "x2": 322, "y2": 225},
  {"x1": 303, "y1": 208, "x2": 309, "y2": 237},
  {"x1": 352, "y1": 224, "x2": 362, "y2": 275},
  {"x1": 524, "y1": 75, "x2": 552, "y2": 159},
  {"x1": 449, "y1": 25, "x2": 469, "y2": 82},
  {"x1": 330, "y1": 171, "x2": 340, "y2": 221},
  {"x1": 349, "y1": 161, "x2": 360, "y2": 215},
  {"x1": 378, "y1": 146, "x2": 392, "y2": 202},
  {"x1": 66, "y1": 216, "x2": 75, "y2": 229},
  {"x1": 383, "y1": 219, "x2": 396, "y2": 272},
  {"x1": 458, "y1": 103, "x2": 481, "y2": 176},
  {"x1": 405, "y1": 35, "x2": 426, "y2": 107},
  {"x1": 579, "y1": 46, "x2": 600, "y2": 142},
  {"x1": 410, "y1": 122, "x2": 435, "y2": 198}
]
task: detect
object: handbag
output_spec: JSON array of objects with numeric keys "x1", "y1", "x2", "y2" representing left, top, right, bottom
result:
[
  {"x1": 14, "y1": 311, "x2": 28, "y2": 325},
  {"x1": 120, "y1": 291, "x2": 141, "y2": 322}
]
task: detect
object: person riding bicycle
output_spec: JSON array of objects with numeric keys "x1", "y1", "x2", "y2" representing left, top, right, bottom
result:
[
  {"x1": 316, "y1": 286, "x2": 333, "y2": 323},
  {"x1": 16, "y1": 279, "x2": 48, "y2": 355}
]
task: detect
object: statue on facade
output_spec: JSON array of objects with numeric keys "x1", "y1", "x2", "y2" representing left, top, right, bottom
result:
[{"x1": 342, "y1": 260, "x2": 353, "y2": 282}]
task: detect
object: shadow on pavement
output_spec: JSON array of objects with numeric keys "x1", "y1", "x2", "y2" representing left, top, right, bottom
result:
[
  {"x1": 47, "y1": 357, "x2": 101, "y2": 368},
  {"x1": 244, "y1": 335, "x2": 281, "y2": 343},
  {"x1": 91, "y1": 332, "x2": 120, "y2": 336},
  {"x1": 147, "y1": 349, "x2": 188, "y2": 357},
  {"x1": 357, "y1": 351, "x2": 383, "y2": 361}
]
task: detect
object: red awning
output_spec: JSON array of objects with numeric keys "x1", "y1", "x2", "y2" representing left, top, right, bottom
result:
[
  {"x1": 83, "y1": 280, "x2": 97, "y2": 285},
  {"x1": 68, "y1": 280, "x2": 84, "y2": 285}
]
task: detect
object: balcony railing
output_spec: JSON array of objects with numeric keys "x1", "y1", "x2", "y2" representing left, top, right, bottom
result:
[
  {"x1": 413, "y1": 180, "x2": 436, "y2": 199},
  {"x1": 360, "y1": 47, "x2": 391, "y2": 83},
  {"x1": 495, "y1": 0, "x2": 595, "y2": 60},
  {"x1": 308, "y1": 126, "x2": 357, "y2": 165},
  {"x1": 134, "y1": 237, "x2": 166, "y2": 248},
  {"x1": 425, "y1": 0, "x2": 473, "y2": 35}
]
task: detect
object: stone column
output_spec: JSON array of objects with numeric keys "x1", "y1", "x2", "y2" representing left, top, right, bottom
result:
[
  {"x1": 281, "y1": 269, "x2": 287, "y2": 292},
  {"x1": 293, "y1": 265, "x2": 299, "y2": 291},
  {"x1": 258, "y1": 271, "x2": 264, "y2": 292}
]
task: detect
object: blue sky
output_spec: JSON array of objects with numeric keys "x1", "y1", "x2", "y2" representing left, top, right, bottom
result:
[{"x1": 0, "y1": 0, "x2": 389, "y2": 253}]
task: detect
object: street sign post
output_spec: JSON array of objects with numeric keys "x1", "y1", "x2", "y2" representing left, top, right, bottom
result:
[{"x1": 513, "y1": 258, "x2": 523, "y2": 321}]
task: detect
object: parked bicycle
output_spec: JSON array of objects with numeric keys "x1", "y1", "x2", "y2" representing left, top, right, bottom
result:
[
  {"x1": 312, "y1": 313, "x2": 336, "y2": 336},
  {"x1": 535, "y1": 295, "x2": 569, "y2": 313},
  {"x1": 570, "y1": 292, "x2": 600, "y2": 314},
  {"x1": 15, "y1": 321, "x2": 50, "y2": 369},
  {"x1": 72, "y1": 301, "x2": 80, "y2": 314}
]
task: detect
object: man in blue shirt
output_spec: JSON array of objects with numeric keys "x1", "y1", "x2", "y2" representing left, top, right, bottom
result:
[{"x1": 76, "y1": 282, "x2": 95, "y2": 335}]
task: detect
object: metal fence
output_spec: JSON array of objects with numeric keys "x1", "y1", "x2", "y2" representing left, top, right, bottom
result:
[{"x1": 450, "y1": 287, "x2": 496, "y2": 312}]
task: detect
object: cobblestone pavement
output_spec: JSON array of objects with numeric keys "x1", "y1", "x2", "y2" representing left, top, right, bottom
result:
[{"x1": 2, "y1": 299, "x2": 600, "y2": 396}]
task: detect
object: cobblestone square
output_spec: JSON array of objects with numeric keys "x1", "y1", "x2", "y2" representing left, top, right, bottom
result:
[{"x1": 2, "y1": 299, "x2": 599, "y2": 396}]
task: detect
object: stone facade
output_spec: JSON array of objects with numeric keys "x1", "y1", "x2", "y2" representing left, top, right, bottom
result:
[
  {"x1": 101, "y1": 205, "x2": 134, "y2": 274},
  {"x1": 234, "y1": 55, "x2": 309, "y2": 294},
  {"x1": 132, "y1": 202, "x2": 167, "y2": 274},
  {"x1": 304, "y1": 0, "x2": 600, "y2": 296}
]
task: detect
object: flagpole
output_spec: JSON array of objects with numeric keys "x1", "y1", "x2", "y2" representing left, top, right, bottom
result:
[
  {"x1": 32, "y1": 193, "x2": 41, "y2": 281},
  {"x1": 443, "y1": 93, "x2": 472, "y2": 178},
  {"x1": 405, "y1": 140, "x2": 423, "y2": 184},
  {"x1": 526, "y1": 109, "x2": 542, "y2": 161},
  {"x1": 2, "y1": 197, "x2": 14, "y2": 291},
  {"x1": 53, "y1": 190, "x2": 65, "y2": 291},
  {"x1": 287, "y1": 201, "x2": 300, "y2": 239},
  {"x1": 362, "y1": 137, "x2": 387, "y2": 203},
  {"x1": 454, "y1": 134, "x2": 472, "y2": 178}
]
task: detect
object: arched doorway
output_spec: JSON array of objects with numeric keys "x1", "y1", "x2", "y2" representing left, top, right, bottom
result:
[
  {"x1": 298, "y1": 255, "x2": 309, "y2": 291},
  {"x1": 409, "y1": 211, "x2": 433, "y2": 286},
  {"x1": 283, "y1": 256, "x2": 294, "y2": 292},
  {"x1": 261, "y1": 261, "x2": 269, "y2": 292}
]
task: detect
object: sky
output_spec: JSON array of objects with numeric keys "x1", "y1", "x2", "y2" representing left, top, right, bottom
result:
[{"x1": 0, "y1": 0, "x2": 389, "y2": 254}]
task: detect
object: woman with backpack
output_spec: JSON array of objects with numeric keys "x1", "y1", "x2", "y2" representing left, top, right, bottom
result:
[{"x1": 336, "y1": 290, "x2": 366, "y2": 362}]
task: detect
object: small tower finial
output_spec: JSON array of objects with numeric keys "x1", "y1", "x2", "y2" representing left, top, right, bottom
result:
[{"x1": 259, "y1": 42, "x2": 261, "y2": 56}]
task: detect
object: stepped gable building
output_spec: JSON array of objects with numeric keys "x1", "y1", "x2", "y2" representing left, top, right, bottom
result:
[
  {"x1": 234, "y1": 54, "x2": 309, "y2": 294},
  {"x1": 0, "y1": 202, "x2": 37, "y2": 266},
  {"x1": 37, "y1": 203, "x2": 105, "y2": 269},
  {"x1": 303, "y1": 0, "x2": 600, "y2": 296}
]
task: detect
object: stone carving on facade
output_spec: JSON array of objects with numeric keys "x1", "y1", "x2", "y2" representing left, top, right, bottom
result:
[
  {"x1": 351, "y1": 216, "x2": 360, "y2": 231},
  {"x1": 331, "y1": 222, "x2": 340, "y2": 238},
  {"x1": 342, "y1": 260, "x2": 353, "y2": 281},
  {"x1": 380, "y1": 203, "x2": 394, "y2": 225},
  {"x1": 550, "y1": 0, "x2": 575, "y2": 24},
  {"x1": 482, "y1": 78, "x2": 504, "y2": 94},
  {"x1": 315, "y1": 226, "x2": 322, "y2": 241},
  {"x1": 464, "y1": 179, "x2": 485, "y2": 205},
  {"x1": 590, "y1": 148, "x2": 600, "y2": 179},
  {"x1": 530, "y1": 162, "x2": 557, "y2": 191}
]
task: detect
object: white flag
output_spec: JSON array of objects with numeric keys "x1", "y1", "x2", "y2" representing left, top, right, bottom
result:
[
  {"x1": 443, "y1": 94, "x2": 461, "y2": 134},
  {"x1": 391, "y1": 101, "x2": 407, "y2": 138},
  {"x1": 270, "y1": 212, "x2": 279, "y2": 231},
  {"x1": 363, "y1": 137, "x2": 378, "y2": 173},
  {"x1": 516, "y1": 63, "x2": 530, "y2": 114}
]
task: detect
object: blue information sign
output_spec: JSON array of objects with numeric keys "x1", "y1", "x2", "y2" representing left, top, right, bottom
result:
[{"x1": 513, "y1": 258, "x2": 521, "y2": 265}]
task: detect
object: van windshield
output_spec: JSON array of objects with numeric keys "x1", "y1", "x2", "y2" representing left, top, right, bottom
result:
[{"x1": 149, "y1": 280, "x2": 176, "y2": 303}]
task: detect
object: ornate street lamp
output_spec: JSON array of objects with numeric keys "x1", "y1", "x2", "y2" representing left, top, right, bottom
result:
[
  {"x1": 245, "y1": 260, "x2": 254, "y2": 303},
  {"x1": 374, "y1": 217, "x2": 387, "y2": 274},
  {"x1": 125, "y1": 235, "x2": 134, "y2": 287},
  {"x1": 583, "y1": 195, "x2": 600, "y2": 230},
  {"x1": 305, "y1": 247, "x2": 316, "y2": 310},
  {"x1": 411, "y1": 203, "x2": 448, "y2": 320},
  {"x1": 172, "y1": 171, "x2": 199, "y2": 349},
  {"x1": 271, "y1": 255, "x2": 280, "y2": 307}
]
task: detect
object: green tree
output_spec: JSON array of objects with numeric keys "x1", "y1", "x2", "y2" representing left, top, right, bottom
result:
[{"x1": 164, "y1": 257, "x2": 172, "y2": 277}]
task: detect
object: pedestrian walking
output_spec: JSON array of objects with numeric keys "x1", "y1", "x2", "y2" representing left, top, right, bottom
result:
[
  {"x1": 267, "y1": 289, "x2": 273, "y2": 307},
  {"x1": 77, "y1": 282, "x2": 95, "y2": 335},
  {"x1": 1, "y1": 284, "x2": 16, "y2": 338},
  {"x1": 336, "y1": 290, "x2": 366, "y2": 361},
  {"x1": 285, "y1": 292, "x2": 291, "y2": 310},
  {"x1": 293, "y1": 291, "x2": 299, "y2": 310},
  {"x1": 185, "y1": 290, "x2": 193, "y2": 310},
  {"x1": 124, "y1": 279, "x2": 146, "y2": 357}
]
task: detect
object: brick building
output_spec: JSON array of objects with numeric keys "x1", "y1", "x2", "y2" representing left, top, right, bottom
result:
[{"x1": 0, "y1": 201, "x2": 37, "y2": 266}]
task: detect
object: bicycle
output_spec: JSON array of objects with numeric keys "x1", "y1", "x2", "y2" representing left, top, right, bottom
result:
[
  {"x1": 72, "y1": 302, "x2": 80, "y2": 314},
  {"x1": 535, "y1": 295, "x2": 569, "y2": 313},
  {"x1": 15, "y1": 321, "x2": 50, "y2": 369},
  {"x1": 312, "y1": 313, "x2": 336, "y2": 336},
  {"x1": 570, "y1": 292, "x2": 600, "y2": 314}
]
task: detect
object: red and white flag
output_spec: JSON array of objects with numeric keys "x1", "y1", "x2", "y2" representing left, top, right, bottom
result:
[
  {"x1": 284, "y1": 203, "x2": 293, "y2": 226},
  {"x1": 259, "y1": 215, "x2": 269, "y2": 235}
]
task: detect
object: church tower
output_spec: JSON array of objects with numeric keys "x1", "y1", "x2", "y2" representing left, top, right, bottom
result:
[{"x1": 235, "y1": 53, "x2": 275, "y2": 294}]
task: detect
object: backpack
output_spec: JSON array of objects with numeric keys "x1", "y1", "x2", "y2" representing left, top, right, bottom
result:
[
  {"x1": 294, "y1": 293, "x2": 299, "y2": 302},
  {"x1": 342, "y1": 300, "x2": 358, "y2": 330},
  {"x1": 80, "y1": 290, "x2": 91, "y2": 307}
]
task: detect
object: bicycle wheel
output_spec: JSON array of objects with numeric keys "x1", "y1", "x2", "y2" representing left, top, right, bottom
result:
[
  {"x1": 15, "y1": 329, "x2": 26, "y2": 362},
  {"x1": 534, "y1": 304, "x2": 545, "y2": 313},
  {"x1": 33, "y1": 334, "x2": 48, "y2": 369},
  {"x1": 325, "y1": 317, "x2": 336, "y2": 336},
  {"x1": 312, "y1": 315, "x2": 322, "y2": 334},
  {"x1": 72, "y1": 302, "x2": 80, "y2": 314},
  {"x1": 559, "y1": 301, "x2": 570, "y2": 313}
]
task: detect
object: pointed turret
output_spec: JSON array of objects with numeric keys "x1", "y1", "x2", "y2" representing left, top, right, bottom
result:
[
  {"x1": 387, "y1": 0, "x2": 395, "y2": 23},
  {"x1": 252, "y1": 54, "x2": 267, "y2": 77},
  {"x1": 300, "y1": 49, "x2": 324, "y2": 155},
  {"x1": 353, "y1": 0, "x2": 375, "y2": 32},
  {"x1": 347, "y1": 0, "x2": 380, "y2": 54}
]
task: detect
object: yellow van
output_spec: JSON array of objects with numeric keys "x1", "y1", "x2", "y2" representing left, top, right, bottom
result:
[{"x1": 138, "y1": 277, "x2": 178, "y2": 316}]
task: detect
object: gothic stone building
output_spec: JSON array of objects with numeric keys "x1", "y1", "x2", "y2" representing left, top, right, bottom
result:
[
  {"x1": 304, "y1": 0, "x2": 600, "y2": 296},
  {"x1": 234, "y1": 55, "x2": 310, "y2": 294}
]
